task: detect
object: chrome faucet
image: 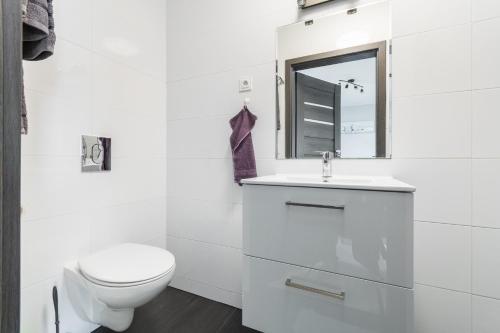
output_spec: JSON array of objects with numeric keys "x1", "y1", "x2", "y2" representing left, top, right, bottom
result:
[{"x1": 321, "y1": 151, "x2": 334, "y2": 181}]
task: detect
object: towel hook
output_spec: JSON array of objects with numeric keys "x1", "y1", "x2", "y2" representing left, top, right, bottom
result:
[{"x1": 244, "y1": 97, "x2": 251, "y2": 107}]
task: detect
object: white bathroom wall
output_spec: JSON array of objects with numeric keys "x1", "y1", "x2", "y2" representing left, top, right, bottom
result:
[
  {"x1": 392, "y1": 1, "x2": 500, "y2": 332},
  {"x1": 20, "y1": 1, "x2": 167, "y2": 332},
  {"x1": 165, "y1": 0, "x2": 385, "y2": 308},
  {"x1": 166, "y1": 0, "x2": 500, "y2": 332}
]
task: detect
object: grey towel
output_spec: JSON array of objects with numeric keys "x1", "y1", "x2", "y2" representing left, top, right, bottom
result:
[
  {"x1": 21, "y1": 0, "x2": 56, "y2": 134},
  {"x1": 23, "y1": 0, "x2": 55, "y2": 61},
  {"x1": 23, "y1": 0, "x2": 49, "y2": 42}
]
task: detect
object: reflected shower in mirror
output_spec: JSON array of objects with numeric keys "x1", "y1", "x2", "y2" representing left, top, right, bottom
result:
[{"x1": 276, "y1": 2, "x2": 392, "y2": 159}]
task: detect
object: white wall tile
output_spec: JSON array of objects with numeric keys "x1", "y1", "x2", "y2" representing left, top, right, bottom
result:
[
  {"x1": 167, "y1": 117, "x2": 232, "y2": 160},
  {"x1": 166, "y1": 236, "x2": 191, "y2": 278},
  {"x1": 54, "y1": 0, "x2": 92, "y2": 48},
  {"x1": 169, "y1": 275, "x2": 192, "y2": 293},
  {"x1": 472, "y1": 295, "x2": 500, "y2": 333},
  {"x1": 166, "y1": 1, "x2": 290, "y2": 82},
  {"x1": 23, "y1": 39, "x2": 92, "y2": 109},
  {"x1": 167, "y1": 196, "x2": 242, "y2": 249},
  {"x1": 415, "y1": 222, "x2": 471, "y2": 292},
  {"x1": 21, "y1": 90, "x2": 92, "y2": 157},
  {"x1": 21, "y1": 279, "x2": 58, "y2": 333},
  {"x1": 21, "y1": 279, "x2": 97, "y2": 333},
  {"x1": 21, "y1": 215, "x2": 90, "y2": 288},
  {"x1": 187, "y1": 240, "x2": 242, "y2": 294},
  {"x1": 392, "y1": 0, "x2": 471, "y2": 37},
  {"x1": 186, "y1": 279, "x2": 242, "y2": 309},
  {"x1": 472, "y1": 18, "x2": 500, "y2": 89},
  {"x1": 21, "y1": 157, "x2": 88, "y2": 221},
  {"x1": 88, "y1": 197, "x2": 167, "y2": 252},
  {"x1": 145, "y1": 236, "x2": 168, "y2": 250},
  {"x1": 393, "y1": 92, "x2": 471, "y2": 158},
  {"x1": 255, "y1": 158, "x2": 278, "y2": 177},
  {"x1": 166, "y1": 1, "x2": 236, "y2": 82},
  {"x1": 392, "y1": 24, "x2": 471, "y2": 98},
  {"x1": 167, "y1": 62, "x2": 274, "y2": 120},
  {"x1": 167, "y1": 71, "x2": 238, "y2": 121},
  {"x1": 472, "y1": 160, "x2": 500, "y2": 228},
  {"x1": 472, "y1": 227, "x2": 500, "y2": 299},
  {"x1": 74, "y1": 157, "x2": 166, "y2": 212},
  {"x1": 91, "y1": 0, "x2": 166, "y2": 81},
  {"x1": 91, "y1": 55, "x2": 167, "y2": 158},
  {"x1": 251, "y1": 112, "x2": 277, "y2": 160},
  {"x1": 472, "y1": 0, "x2": 500, "y2": 22},
  {"x1": 167, "y1": 158, "x2": 240, "y2": 203},
  {"x1": 169, "y1": 275, "x2": 242, "y2": 309},
  {"x1": 393, "y1": 159, "x2": 472, "y2": 225},
  {"x1": 275, "y1": 158, "x2": 392, "y2": 176},
  {"x1": 166, "y1": 236, "x2": 243, "y2": 294},
  {"x1": 472, "y1": 89, "x2": 500, "y2": 158},
  {"x1": 415, "y1": 284, "x2": 471, "y2": 333},
  {"x1": 22, "y1": 1, "x2": 167, "y2": 332}
]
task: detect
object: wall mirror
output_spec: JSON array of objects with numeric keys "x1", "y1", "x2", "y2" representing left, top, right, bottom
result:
[{"x1": 276, "y1": 2, "x2": 392, "y2": 159}]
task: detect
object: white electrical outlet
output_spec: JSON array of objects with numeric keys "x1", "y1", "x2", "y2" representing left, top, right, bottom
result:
[{"x1": 239, "y1": 77, "x2": 252, "y2": 92}]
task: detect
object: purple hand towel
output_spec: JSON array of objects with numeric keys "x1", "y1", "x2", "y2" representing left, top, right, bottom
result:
[{"x1": 230, "y1": 106, "x2": 258, "y2": 184}]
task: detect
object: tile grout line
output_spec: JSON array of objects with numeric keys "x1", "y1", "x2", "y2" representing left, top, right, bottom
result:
[
  {"x1": 22, "y1": 195, "x2": 167, "y2": 224},
  {"x1": 469, "y1": 7, "x2": 475, "y2": 330},
  {"x1": 167, "y1": 234, "x2": 242, "y2": 251},
  {"x1": 166, "y1": 60, "x2": 275, "y2": 85},
  {"x1": 416, "y1": 282, "x2": 500, "y2": 304},
  {"x1": 392, "y1": 21, "x2": 471, "y2": 40},
  {"x1": 172, "y1": 276, "x2": 242, "y2": 299},
  {"x1": 57, "y1": 36, "x2": 167, "y2": 85}
]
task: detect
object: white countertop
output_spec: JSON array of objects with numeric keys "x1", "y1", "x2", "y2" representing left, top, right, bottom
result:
[{"x1": 241, "y1": 174, "x2": 416, "y2": 192}]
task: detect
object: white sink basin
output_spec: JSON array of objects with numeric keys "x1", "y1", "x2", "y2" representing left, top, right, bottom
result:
[
  {"x1": 285, "y1": 175, "x2": 373, "y2": 185},
  {"x1": 241, "y1": 174, "x2": 415, "y2": 192}
]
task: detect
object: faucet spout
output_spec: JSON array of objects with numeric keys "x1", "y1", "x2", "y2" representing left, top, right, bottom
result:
[{"x1": 321, "y1": 151, "x2": 334, "y2": 181}]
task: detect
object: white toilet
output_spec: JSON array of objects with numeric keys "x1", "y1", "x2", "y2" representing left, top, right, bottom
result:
[{"x1": 64, "y1": 243, "x2": 176, "y2": 331}]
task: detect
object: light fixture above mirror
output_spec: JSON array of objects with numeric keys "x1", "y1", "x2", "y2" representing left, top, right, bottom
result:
[{"x1": 297, "y1": 0, "x2": 336, "y2": 9}]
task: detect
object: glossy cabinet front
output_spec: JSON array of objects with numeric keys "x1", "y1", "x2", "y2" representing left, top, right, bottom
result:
[
  {"x1": 242, "y1": 184, "x2": 414, "y2": 333},
  {"x1": 243, "y1": 185, "x2": 414, "y2": 288},
  {"x1": 243, "y1": 256, "x2": 414, "y2": 333}
]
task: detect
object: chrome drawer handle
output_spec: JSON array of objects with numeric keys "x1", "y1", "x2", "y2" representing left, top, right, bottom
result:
[
  {"x1": 285, "y1": 201, "x2": 345, "y2": 210},
  {"x1": 285, "y1": 278, "x2": 346, "y2": 301}
]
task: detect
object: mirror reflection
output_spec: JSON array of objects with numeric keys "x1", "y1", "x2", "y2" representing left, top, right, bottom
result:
[{"x1": 276, "y1": 2, "x2": 392, "y2": 159}]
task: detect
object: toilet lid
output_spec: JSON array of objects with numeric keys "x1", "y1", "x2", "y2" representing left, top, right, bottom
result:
[{"x1": 78, "y1": 243, "x2": 175, "y2": 285}]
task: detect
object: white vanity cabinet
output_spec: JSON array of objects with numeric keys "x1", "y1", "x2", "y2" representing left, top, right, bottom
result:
[{"x1": 241, "y1": 175, "x2": 415, "y2": 333}]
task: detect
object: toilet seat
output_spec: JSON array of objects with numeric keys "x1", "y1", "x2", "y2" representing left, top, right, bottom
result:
[
  {"x1": 82, "y1": 265, "x2": 175, "y2": 287},
  {"x1": 78, "y1": 243, "x2": 175, "y2": 287}
]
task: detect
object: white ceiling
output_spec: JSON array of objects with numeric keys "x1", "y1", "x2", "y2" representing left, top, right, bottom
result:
[{"x1": 298, "y1": 57, "x2": 377, "y2": 107}]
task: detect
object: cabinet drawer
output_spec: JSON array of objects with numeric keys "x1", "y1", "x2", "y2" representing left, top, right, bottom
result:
[
  {"x1": 243, "y1": 185, "x2": 413, "y2": 287},
  {"x1": 243, "y1": 256, "x2": 414, "y2": 333}
]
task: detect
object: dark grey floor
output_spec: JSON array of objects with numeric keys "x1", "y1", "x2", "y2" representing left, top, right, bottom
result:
[{"x1": 92, "y1": 287, "x2": 260, "y2": 333}]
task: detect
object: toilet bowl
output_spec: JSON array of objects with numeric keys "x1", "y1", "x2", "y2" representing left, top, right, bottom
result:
[{"x1": 64, "y1": 243, "x2": 176, "y2": 331}]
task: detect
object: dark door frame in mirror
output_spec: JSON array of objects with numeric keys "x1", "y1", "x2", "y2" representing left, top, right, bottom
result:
[
  {"x1": 284, "y1": 41, "x2": 387, "y2": 159},
  {"x1": 0, "y1": 0, "x2": 22, "y2": 331}
]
